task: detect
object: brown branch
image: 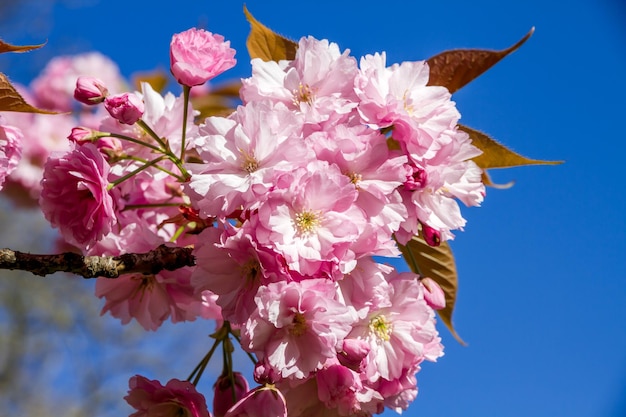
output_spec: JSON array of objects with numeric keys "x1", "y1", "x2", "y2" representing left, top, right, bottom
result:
[{"x1": 0, "y1": 244, "x2": 195, "y2": 278}]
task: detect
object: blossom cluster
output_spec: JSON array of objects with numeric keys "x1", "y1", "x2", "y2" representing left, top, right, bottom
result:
[{"x1": 1, "y1": 26, "x2": 485, "y2": 417}]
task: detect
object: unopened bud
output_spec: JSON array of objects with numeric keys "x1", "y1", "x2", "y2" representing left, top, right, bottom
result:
[
  {"x1": 74, "y1": 76, "x2": 108, "y2": 105},
  {"x1": 420, "y1": 222, "x2": 441, "y2": 247},
  {"x1": 104, "y1": 93, "x2": 144, "y2": 125},
  {"x1": 421, "y1": 277, "x2": 446, "y2": 310},
  {"x1": 213, "y1": 372, "x2": 250, "y2": 417},
  {"x1": 337, "y1": 338, "x2": 370, "y2": 372}
]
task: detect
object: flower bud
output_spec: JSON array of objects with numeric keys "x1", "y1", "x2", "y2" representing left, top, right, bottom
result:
[
  {"x1": 67, "y1": 126, "x2": 98, "y2": 143},
  {"x1": 74, "y1": 76, "x2": 108, "y2": 105},
  {"x1": 213, "y1": 372, "x2": 250, "y2": 417},
  {"x1": 337, "y1": 338, "x2": 370, "y2": 371},
  {"x1": 420, "y1": 221, "x2": 441, "y2": 246},
  {"x1": 421, "y1": 277, "x2": 446, "y2": 310},
  {"x1": 104, "y1": 93, "x2": 144, "y2": 125}
]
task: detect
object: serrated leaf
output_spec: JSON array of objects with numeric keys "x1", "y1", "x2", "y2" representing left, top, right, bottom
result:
[
  {"x1": 397, "y1": 235, "x2": 465, "y2": 345},
  {"x1": 427, "y1": 27, "x2": 534, "y2": 93},
  {"x1": 460, "y1": 124, "x2": 563, "y2": 170},
  {"x1": 244, "y1": 5, "x2": 297, "y2": 62},
  {"x1": 0, "y1": 73, "x2": 57, "y2": 114},
  {"x1": 0, "y1": 39, "x2": 45, "y2": 54}
]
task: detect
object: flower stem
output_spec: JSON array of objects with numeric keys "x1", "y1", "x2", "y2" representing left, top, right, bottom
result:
[
  {"x1": 180, "y1": 85, "x2": 191, "y2": 162},
  {"x1": 108, "y1": 155, "x2": 167, "y2": 189}
]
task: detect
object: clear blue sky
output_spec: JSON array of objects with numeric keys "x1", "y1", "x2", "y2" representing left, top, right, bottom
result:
[{"x1": 1, "y1": 1, "x2": 625, "y2": 416}]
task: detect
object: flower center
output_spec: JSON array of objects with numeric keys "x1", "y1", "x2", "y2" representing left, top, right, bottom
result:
[
  {"x1": 292, "y1": 83, "x2": 315, "y2": 107},
  {"x1": 290, "y1": 312, "x2": 308, "y2": 337},
  {"x1": 241, "y1": 258, "x2": 261, "y2": 288},
  {"x1": 369, "y1": 314, "x2": 392, "y2": 342},
  {"x1": 402, "y1": 90, "x2": 415, "y2": 116},
  {"x1": 240, "y1": 150, "x2": 259, "y2": 173},
  {"x1": 130, "y1": 274, "x2": 156, "y2": 301},
  {"x1": 295, "y1": 210, "x2": 321, "y2": 235},
  {"x1": 347, "y1": 171, "x2": 362, "y2": 187}
]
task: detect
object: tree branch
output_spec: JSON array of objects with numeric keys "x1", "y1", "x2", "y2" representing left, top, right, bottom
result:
[{"x1": 0, "y1": 245, "x2": 195, "y2": 278}]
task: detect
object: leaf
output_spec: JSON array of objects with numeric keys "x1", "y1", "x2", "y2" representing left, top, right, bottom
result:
[
  {"x1": 0, "y1": 73, "x2": 57, "y2": 114},
  {"x1": 397, "y1": 235, "x2": 465, "y2": 345},
  {"x1": 132, "y1": 69, "x2": 169, "y2": 93},
  {"x1": 460, "y1": 124, "x2": 563, "y2": 170},
  {"x1": 427, "y1": 27, "x2": 534, "y2": 93},
  {"x1": 243, "y1": 5, "x2": 298, "y2": 62},
  {"x1": 0, "y1": 39, "x2": 45, "y2": 54}
]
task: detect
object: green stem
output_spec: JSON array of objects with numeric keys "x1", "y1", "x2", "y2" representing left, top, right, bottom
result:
[
  {"x1": 136, "y1": 119, "x2": 169, "y2": 151},
  {"x1": 108, "y1": 156, "x2": 167, "y2": 189},
  {"x1": 122, "y1": 202, "x2": 184, "y2": 211},
  {"x1": 187, "y1": 336, "x2": 222, "y2": 386},
  {"x1": 118, "y1": 155, "x2": 187, "y2": 182},
  {"x1": 106, "y1": 132, "x2": 164, "y2": 153},
  {"x1": 180, "y1": 85, "x2": 191, "y2": 162}
]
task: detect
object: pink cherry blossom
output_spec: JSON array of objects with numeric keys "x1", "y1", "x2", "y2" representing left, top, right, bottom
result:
[
  {"x1": 39, "y1": 143, "x2": 116, "y2": 249},
  {"x1": 170, "y1": 28, "x2": 236, "y2": 87},
  {"x1": 242, "y1": 279, "x2": 357, "y2": 380},
  {"x1": 240, "y1": 36, "x2": 358, "y2": 131},
  {"x1": 187, "y1": 101, "x2": 307, "y2": 217},
  {"x1": 253, "y1": 163, "x2": 365, "y2": 278},
  {"x1": 0, "y1": 121, "x2": 23, "y2": 190},
  {"x1": 125, "y1": 375, "x2": 211, "y2": 417}
]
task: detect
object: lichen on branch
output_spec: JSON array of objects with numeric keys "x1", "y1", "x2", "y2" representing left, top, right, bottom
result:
[{"x1": 0, "y1": 244, "x2": 195, "y2": 278}]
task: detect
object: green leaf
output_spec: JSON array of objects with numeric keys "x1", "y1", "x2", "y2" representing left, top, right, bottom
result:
[
  {"x1": 0, "y1": 73, "x2": 57, "y2": 114},
  {"x1": 397, "y1": 235, "x2": 465, "y2": 345},
  {"x1": 243, "y1": 5, "x2": 298, "y2": 62},
  {"x1": 460, "y1": 124, "x2": 563, "y2": 170},
  {"x1": 427, "y1": 27, "x2": 534, "y2": 93},
  {"x1": 0, "y1": 39, "x2": 45, "y2": 54}
]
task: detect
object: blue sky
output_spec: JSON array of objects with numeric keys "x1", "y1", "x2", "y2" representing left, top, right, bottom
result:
[{"x1": 1, "y1": 0, "x2": 625, "y2": 416}]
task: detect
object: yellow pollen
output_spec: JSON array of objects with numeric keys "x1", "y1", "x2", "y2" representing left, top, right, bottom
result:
[
  {"x1": 369, "y1": 315, "x2": 392, "y2": 342},
  {"x1": 347, "y1": 171, "x2": 362, "y2": 186},
  {"x1": 295, "y1": 210, "x2": 321, "y2": 235},
  {"x1": 290, "y1": 312, "x2": 308, "y2": 337},
  {"x1": 402, "y1": 90, "x2": 414, "y2": 116},
  {"x1": 292, "y1": 83, "x2": 315, "y2": 107},
  {"x1": 240, "y1": 150, "x2": 259, "y2": 173}
]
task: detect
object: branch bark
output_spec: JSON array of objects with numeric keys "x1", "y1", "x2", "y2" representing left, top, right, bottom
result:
[{"x1": 0, "y1": 245, "x2": 195, "y2": 278}]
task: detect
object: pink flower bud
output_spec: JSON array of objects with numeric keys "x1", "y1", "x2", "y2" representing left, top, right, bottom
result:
[
  {"x1": 104, "y1": 93, "x2": 144, "y2": 125},
  {"x1": 421, "y1": 277, "x2": 446, "y2": 310},
  {"x1": 67, "y1": 126, "x2": 97, "y2": 143},
  {"x1": 420, "y1": 221, "x2": 441, "y2": 246},
  {"x1": 337, "y1": 339, "x2": 370, "y2": 371},
  {"x1": 213, "y1": 372, "x2": 250, "y2": 417},
  {"x1": 74, "y1": 76, "x2": 108, "y2": 105},
  {"x1": 170, "y1": 28, "x2": 236, "y2": 87},
  {"x1": 224, "y1": 385, "x2": 286, "y2": 417}
]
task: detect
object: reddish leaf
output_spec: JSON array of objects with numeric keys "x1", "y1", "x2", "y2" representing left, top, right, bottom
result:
[
  {"x1": 0, "y1": 39, "x2": 45, "y2": 54},
  {"x1": 244, "y1": 5, "x2": 298, "y2": 62},
  {"x1": 0, "y1": 73, "x2": 57, "y2": 114},
  {"x1": 427, "y1": 27, "x2": 534, "y2": 93},
  {"x1": 460, "y1": 124, "x2": 563, "y2": 170}
]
